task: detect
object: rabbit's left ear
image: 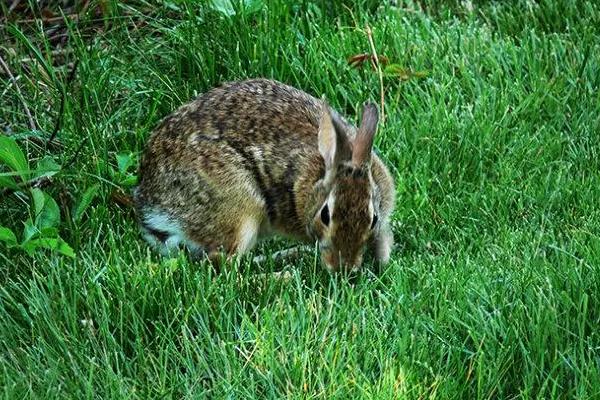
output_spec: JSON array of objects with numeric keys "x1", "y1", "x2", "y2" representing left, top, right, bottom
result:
[
  {"x1": 352, "y1": 102, "x2": 379, "y2": 167},
  {"x1": 318, "y1": 102, "x2": 338, "y2": 171}
]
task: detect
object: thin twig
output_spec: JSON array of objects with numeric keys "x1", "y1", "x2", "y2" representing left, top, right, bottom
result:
[
  {"x1": 0, "y1": 53, "x2": 37, "y2": 131},
  {"x1": 8, "y1": 0, "x2": 21, "y2": 14},
  {"x1": 110, "y1": 189, "x2": 135, "y2": 209},
  {"x1": 365, "y1": 25, "x2": 385, "y2": 125},
  {"x1": 48, "y1": 59, "x2": 79, "y2": 146},
  {"x1": 17, "y1": 14, "x2": 79, "y2": 24}
]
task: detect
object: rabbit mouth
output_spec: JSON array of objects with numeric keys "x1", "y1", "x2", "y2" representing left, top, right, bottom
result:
[{"x1": 320, "y1": 246, "x2": 363, "y2": 273}]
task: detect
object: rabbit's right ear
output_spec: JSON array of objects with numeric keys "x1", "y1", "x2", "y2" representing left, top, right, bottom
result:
[
  {"x1": 352, "y1": 102, "x2": 379, "y2": 168},
  {"x1": 318, "y1": 101, "x2": 349, "y2": 183}
]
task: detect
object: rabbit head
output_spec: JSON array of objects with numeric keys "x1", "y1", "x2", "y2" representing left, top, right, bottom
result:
[{"x1": 307, "y1": 102, "x2": 382, "y2": 272}]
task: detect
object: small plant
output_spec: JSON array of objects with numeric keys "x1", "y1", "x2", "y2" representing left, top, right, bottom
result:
[
  {"x1": 0, "y1": 135, "x2": 74, "y2": 257},
  {"x1": 209, "y1": 0, "x2": 265, "y2": 17},
  {"x1": 348, "y1": 53, "x2": 429, "y2": 80},
  {"x1": 113, "y1": 151, "x2": 138, "y2": 188}
]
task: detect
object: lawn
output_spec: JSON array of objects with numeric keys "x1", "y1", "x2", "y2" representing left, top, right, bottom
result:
[{"x1": 1, "y1": 0, "x2": 599, "y2": 398}]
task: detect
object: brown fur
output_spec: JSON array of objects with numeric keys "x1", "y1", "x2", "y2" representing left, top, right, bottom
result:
[{"x1": 134, "y1": 79, "x2": 395, "y2": 271}]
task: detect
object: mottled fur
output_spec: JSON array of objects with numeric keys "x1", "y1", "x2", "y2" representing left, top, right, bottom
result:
[{"x1": 134, "y1": 79, "x2": 395, "y2": 271}]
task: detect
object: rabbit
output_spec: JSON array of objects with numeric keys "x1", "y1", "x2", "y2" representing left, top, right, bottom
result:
[{"x1": 134, "y1": 79, "x2": 395, "y2": 272}]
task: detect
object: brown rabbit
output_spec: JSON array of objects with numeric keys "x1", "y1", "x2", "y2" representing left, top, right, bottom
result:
[{"x1": 134, "y1": 79, "x2": 395, "y2": 272}]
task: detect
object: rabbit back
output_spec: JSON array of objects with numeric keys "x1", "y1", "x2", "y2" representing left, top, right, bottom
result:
[{"x1": 135, "y1": 79, "x2": 328, "y2": 256}]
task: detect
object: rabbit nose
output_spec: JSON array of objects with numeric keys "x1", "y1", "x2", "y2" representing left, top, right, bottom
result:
[
  {"x1": 335, "y1": 256, "x2": 363, "y2": 273},
  {"x1": 322, "y1": 252, "x2": 339, "y2": 272},
  {"x1": 346, "y1": 255, "x2": 363, "y2": 272},
  {"x1": 321, "y1": 249, "x2": 363, "y2": 273}
]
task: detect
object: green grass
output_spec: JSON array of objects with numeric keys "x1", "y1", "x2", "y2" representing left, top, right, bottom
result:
[{"x1": 1, "y1": 0, "x2": 600, "y2": 398}]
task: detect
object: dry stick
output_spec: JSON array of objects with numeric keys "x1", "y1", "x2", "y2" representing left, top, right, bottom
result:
[
  {"x1": 8, "y1": 0, "x2": 21, "y2": 14},
  {"x1": 17, "y1": 14, "x2": 80, "y2": 24},
  {"x1": 0, "y1": 53, "x2": 37, "y2": 131},
  {"x1": 365, "y1": 25, "x2": 385, "y2": 125},
  {"x1": 7, "y1": 41, "x2": 97, "y2": 197},
  {"x1": 48, "y1": 59, "x2": 79, "y2": 146}
]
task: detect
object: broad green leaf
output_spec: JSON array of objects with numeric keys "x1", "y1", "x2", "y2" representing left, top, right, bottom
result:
[
  {"x1": 0, "y1": 226, "x2": 17, "y2": 246},
  {"x1": 55, "y1": 237, "x2": 75, "y2": 258},
  {"x1": 40, "y1": 227, "x2": 59, "y2": 237},
  {"x1": 37, "y1": 195, "x2": 60, "y2": 230},
  {"x1": 73, "y1": 184, "x2": 100, "y2": 222},
  {"x1": 31, "y1": 188, "x2": 46, "y2": 217},
  {"x1": 244, "y1": 0, "x2": 264, "y2": 14},
  {"x1": 0, "y1": 136, "x2": 29, "y2": 180},
  {"x1": 22, "y1": 219, "x2": 38, "y2": 242},
  {"x1": 0, "y1": 175, "x2": 18, "y2": 190},
  {"x1": 33, "y1": 156, "x2": 61, "y2": 179},
  {"x1": 116, "y1": 153, "x2": 134, "y2": 174},
  {"x1": 21, "y1": 237, "x2": 56, "y2": 253},
  {"x1": 120, "y1": 175, "x2": 138, "y2": 187},
  {"x1": 31, "y1": 189, "x2": 60, "y2": 230},
  {"x1": 209, "y1": 0, "x2": 263, "y2": 16},
  {"x1": 20, "y1": 239, "x2": 38, "y2": 255},
  {"x1": 20, "y1": 237, "x2": 75, "y2": 258},
  {"x1": 21, "y1": 237, "x2": 56, "y2": 255},
  {"x1": 210, "y1": 0, "x2": 235, "y2": 16}
]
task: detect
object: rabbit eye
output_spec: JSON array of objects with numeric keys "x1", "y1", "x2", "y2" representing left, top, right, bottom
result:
[
  {"x1": 371, "y1": 214, "x2": 378, "y2": 230},
  {"x1": 320, "y1": 204, "x2": 330, "y2": 226}
]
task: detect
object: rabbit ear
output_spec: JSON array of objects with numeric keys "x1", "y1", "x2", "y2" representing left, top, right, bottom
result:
[
  {"x1": 352, "y1": 102, "x2": 379, "y2": 167},
  {"x1": 318, "y1": 102, "x2": 337, "y2": 171},
  {"x1": 318, "y1": 101, "x2": 350, "y2": 182}
]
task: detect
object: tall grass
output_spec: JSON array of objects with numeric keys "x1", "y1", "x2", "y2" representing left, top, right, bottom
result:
[{"x1": 1, "y1": 1, "x2": 599, "y2": 398}]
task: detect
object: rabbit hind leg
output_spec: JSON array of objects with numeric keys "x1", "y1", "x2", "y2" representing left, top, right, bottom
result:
[{"x1": 185, "y1": 213, "x2": 263, "y2": 267}]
